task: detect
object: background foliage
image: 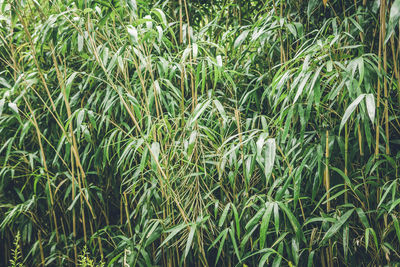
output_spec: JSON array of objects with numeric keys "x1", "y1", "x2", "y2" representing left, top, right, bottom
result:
[{"x1": 1, "y1": 0, "x2": 400, "y2": 266}]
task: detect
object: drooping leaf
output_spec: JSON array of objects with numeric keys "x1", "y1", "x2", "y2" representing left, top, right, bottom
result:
[
  {"x1": 385, "y1": 0, "x2": 400, "y2": 43},
  {"x1": 260, "y1": 203, "x2": 273, "y2": 248},
  {"x1": 322, "y1": 209, "x2": 354, "y2": 242},
  {"x1": 365, "y1": 94, "x2": 375, "y2": 124},
  {"x1": 234, "y1": 30, "x2": 249, "y2": 48},
  {"x1": 340, "y1": 94, "x2": 365, "y2": 131},
  {"x1": 264, "y1": 138, "x2": 276, "y2": 185},
  {"x1": 184, "y1": 224, "x2": 196, "y2": 259}
]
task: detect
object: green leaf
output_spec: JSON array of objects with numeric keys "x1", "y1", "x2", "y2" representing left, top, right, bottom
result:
[
  {"x1": 256, "y1": 133, "x2": 266, "y2": 159},
  {"x1": 391, "y1": 214, "x2": 400, "y2": 244},
  {"x1": 365, "y1": 227, "x2": 379, "y2": 250},
  {"x1": 273, "y1": 203, "x2": 279, "y2": 235},
  {"x1": 260, "y1": 203, "x2": 273, "y2": 248},
  {"x1": 150, "y1": 142, "x2": 160, "y2": 171},
  {"x1": 291, "y1": 238, "x2": 299, "y2": 265},
  {"x1": 218, "y1": 203, "x2": 230, "y2": 228},
  {"x1": 209, "y1": 229, "x2": 228, "y2": 265},
  {"x1": 240, "y1": 224, "x2": 258, "y2": 251},
  {"x1": 160, "y1": 224, "x2": 187, "y2": 247},
  {"x1": 322, "y1": 209, "x2": 354, "y2": 242},
  {"x1": 77, "y1": 109, "x2": 85, "y2": 130},
  {"x1": 232, "y1": 204, "x2": 240, "y2": 239},
  {"x1": 68, "y1": 192, "x2": 81, "y2": 211},
  {"x1": 0, "y1": 99, "x2": 4, "y2": 117},
  {"x1": 264, "y1": 138, "x2": 276, "y2": 185},
  {"x1": 77, "y1": 34, "x2": 83, "y2": 52},
  {"x1": 330, "y1": 167, "x2": 355, "y2": 192},
  {"x1": 245, "y1": 207, "x2": 265, "y2": 231},
  {"x1": 355, "y1": 208, "x2": 370, "y2": 228},
  {"x1": 365, "y1": 94, "x2": 375, "y2": 124},
  {"x1": 307, "y1": 0, "x2": 319, "y2": 18},
  {"x1": 388, "y1": 198, "x2": 400, "y2": 213},
  {"x1": 187, "y1": 130, "x2": 197, "y2": 157},
  {"x1": 190, "y1": 100, "x2": 211, "y2": 126},
  {"x1": 65, "y1": 72, "x2": 78, "y2": 100},
  {"x1": 234, "y1": 30, "x2": 249, "y2": 48},
  {"x1": 286, "y1": 23, "x2": 297, "y2": 38},
  {"x1": 8, "y1": 102, "x2": 18, "y2": 114},
  {"x1": 277, "y1": 201, "x2": 305, "y2": 242},
  {"x1": 385, "y1": 0, "x2": 400, "y2": 43},
  {"x1": 343, "y1": 224, "x2": 349, "y2": 262},
  {"x1": 259, "y1": 251, "x2": 274, "y2": 267},
  {"x1": 213, "y1": 99, "x2": 227, "y2": 121},
  {"x1": 184, "y1": 224, "x2": 196, "y2": 259},
  {"x1": 293, "y1": 72, "x2": 311, "y2": 104},
  {"x1": 229, "y1": 228, "x2": 241, "y2": 261},
  {"x1": 307, "y1": 251, "x2": 315, "y2": 267},
  {"x1": 117, "y1": 55, "x2": 124, "y2": 72},
  {"x1": 340, "y1": 94, "x2": 365, "y2": 131},
  {"x1": 152, "y1": 8, "x2": 167, "y2": 26}
]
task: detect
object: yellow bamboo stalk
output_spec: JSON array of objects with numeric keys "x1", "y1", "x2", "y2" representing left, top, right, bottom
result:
[
  {"x1": 375, "y1": 0, "x2": 383, "y2": 159},
  {"x1": 38, "y1": 231, "x2": 45, "y2": 267},
  {"x1": 345, "y1": 123, "x2": 348, "y2": 203},
  {"x1": 123, "y1": 192, "x2": 133, "y2": 237},
  {"x1": 382, "y1": 0, "x2": 389, "y2": 156},
  {"x1": 183, "y1": 0, "x2": 197, "y2": 110},
  {"x1": 22, "y1": 97, "x2": 60, "y2": 243},
  {"x1": 325, "y1": 130, "x2": 330, "y2": 211}
]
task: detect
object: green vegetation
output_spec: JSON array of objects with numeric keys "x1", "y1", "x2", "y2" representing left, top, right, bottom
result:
[
  {"x1": 9, "y1": 231, "x2": 23, "y2": 267},
  {"x1": 1, "y1": 0, "x2": 400, "y2": 266}
]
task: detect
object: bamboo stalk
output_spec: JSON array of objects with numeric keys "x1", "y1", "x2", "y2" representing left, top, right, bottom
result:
[
  {"x1": 345, "y1": 122, "x2": 348, "y2": 203},
  {"x1": 329, "y1": 240, "x2": 334, "y2": 267},
  {"x1": 357, "y1": 123, "x2": 363, "y2": 156},
  {"x1": 325, "y1": 130, "x2": 330, "y2": 211},
  {"x1": 183, "y1": 0, "x2": 197, "y2": 110},
  {"x1": 37, "y1": 231, "x2": 45, "y2": 267},
  {"x1": 379, "y1": 2, "x2": 390, "y2": 263},
  {"x1": 382, "y1": 0, "x2": 389, "y2": 156},
  {"x1": 321, "y1": 248, "x2": 327, "y2": 267},
  {"x1": 235, "y1": 109, "x2": 245, "y2": 192},
  {"x1": 123, "y1": 192, "x2": 133, "y2": 237},
  {"x1": 71, "y1": 146, "x2": 78, "y2": 266},
  {"x1": 49, "y1": 48, "x2": 97, "y2": 246},
  {"x1": 353, "y1": 0, "x2": 364, "y2": 42},
  {"x1": 16, "y1": 8, "x2": 64, "y2": 249},
  {"x1": 22, "y1": 97, "x2": 59, "y2": 240},
  {"x1": 179, "y1": 0, "x2": 185, "y2": 125},
  {"x1": 85, "y1": 22, "x2": 190, "y2": 222},
  {"x1": 375, "y1": 0, "x2": 383, "y2": 159},
  {"x1": 77, "y1": 170, "x2": 87, "y2": 243}
]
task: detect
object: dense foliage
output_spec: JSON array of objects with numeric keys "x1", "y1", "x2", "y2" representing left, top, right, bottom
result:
[{"x1": 1, "y1": 0, "x2": 400, "y2": 266}]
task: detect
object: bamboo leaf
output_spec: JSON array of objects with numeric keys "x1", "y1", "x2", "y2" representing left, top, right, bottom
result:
[
  {"x1": 264, "y1": 138, "x2": 276, "y2": 185},
  {"x1": 8, "y1": 102, "x2": 18, "y2": 114},
  {"x1": 322, "y1": 209, "x2": 354, "y2": 242},
  {"x1": 160, "y1": 224, "x2": 188, "y2": 247},
  {"x1": 234, "y1": 30, "x2": 249, "y2": 48},
  {"x1": 340, "y1": 94, "x2": 365, "y2": 131},
  {"x1": 218, "y1": 203, "x2": 230, "y2": 228},
  {"x1": 385, "y1": 0, "x2": 400, "y2": 43},
  {"x1": 245, "y1": 207, "x2": 265, "y2": 231},
  {"x1": 260, "y1": 203, "x2": 273, "y2": 248},
  {"x1": 184, "y1": 224, "x2": 196, "y2": 259},
  {"x1": 365, "y1": 94, "x2": 375, "y2": 124},
  {"x1": 0, "y1": 99, "x2": 5, "y2": 118},
  {"x1": 77, "y1": 34, "x2": 83, "y2": 52}
]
